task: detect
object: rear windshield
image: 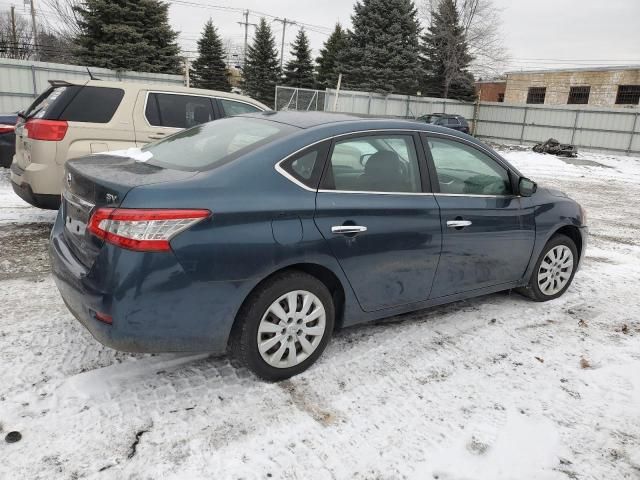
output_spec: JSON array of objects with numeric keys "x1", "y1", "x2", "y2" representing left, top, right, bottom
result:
[
  {"x1": 142, "y1": 116, "x2": 296, "y2": 171},
  {"x1": 24, "y1": 85, "x2": 124, "y2": 123}
]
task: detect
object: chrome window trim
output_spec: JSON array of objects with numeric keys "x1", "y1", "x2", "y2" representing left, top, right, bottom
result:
[
  {"x1": 143, "y1": 90, "x2": 265, "y2": 129},
  {"x1": 274, "y1": 128, "x2": 517, "y2": 197}
]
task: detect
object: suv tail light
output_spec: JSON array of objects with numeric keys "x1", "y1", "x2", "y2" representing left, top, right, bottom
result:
[
  {"x1": 88, "y1": 208, "x2": 211, "y2": 252},
  {"x1": 0, "y1": 124, "x2": 15, "y2": 134},
  {"x1": 25, "y1": 119, "x2": 68, "y2": 141}
]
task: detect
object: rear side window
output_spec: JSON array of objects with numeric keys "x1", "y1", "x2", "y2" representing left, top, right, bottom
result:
[
  {"x1": 279, "y1": 143, "x2": 329, "y2": 189},
  {"x1": 59, "y1": 87, "x2": 124, "y2": 123},
  {"x1": 220, "y1": 99, "x2": 262, "y2": 116},
  {"x1": 143, "y1": 117, "x2": 296, "y2": 171},
  {"x1": 145, "y1": 93, "x2": 214, "y2": 128}
]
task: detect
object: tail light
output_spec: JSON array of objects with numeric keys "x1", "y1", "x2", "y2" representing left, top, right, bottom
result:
[
  {"x1": 88, "y1": 208, "x2": 210, "y2": 252},
  {"x1": 25, "y1": 119, "x2": 68, "y2": 141},
  {"x1": 0, "y1": 124, "x2": 15, "y2": 134}
]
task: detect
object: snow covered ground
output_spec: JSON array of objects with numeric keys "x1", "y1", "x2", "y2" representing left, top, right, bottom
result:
[{"x1": 1, "y1": 149, "x2": 639, "y2": 479}]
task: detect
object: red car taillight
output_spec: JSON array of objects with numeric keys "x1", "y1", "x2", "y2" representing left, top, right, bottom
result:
[
  {"x1": 25, "y1": 119, "x2": 68, "y2": 141},
  {"x1": 88, "y1": 208, "x2": 211, "y2": 252},
  {"x1": 0, "y1": 123, "x2": 15, "y2": 134}
]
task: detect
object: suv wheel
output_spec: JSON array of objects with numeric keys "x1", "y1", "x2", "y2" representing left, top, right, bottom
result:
[{"x1": 231, "y1": 271, "x2": 334, "y2": 381}]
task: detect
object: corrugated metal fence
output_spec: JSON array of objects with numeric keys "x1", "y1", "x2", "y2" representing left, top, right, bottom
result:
[
  {"x1": 275, "y1": 87, "x2": 640, "y2": 156},
  {"x1": 0, "y1": 58, "x2": 185, "y2": 113}
]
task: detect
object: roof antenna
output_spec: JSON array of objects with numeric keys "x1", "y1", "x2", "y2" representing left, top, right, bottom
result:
[{"x1": 86, "y1": 67, "x2": 100, "y2": 81}]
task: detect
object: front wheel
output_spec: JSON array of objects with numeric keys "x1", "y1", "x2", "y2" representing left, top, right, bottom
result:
[
  {"x1": 519, "y1": 234, "x2": 578, "y2": 302},
  {"x1": 231, "y1": 271, "x2": 335, "y2": 381}
]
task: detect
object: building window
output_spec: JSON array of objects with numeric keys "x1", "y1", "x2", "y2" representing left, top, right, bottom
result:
[
  {"x1": 497, "y1": 93, "x2": 505, "y2": 102},
  {"x1": 526, "y1": 87, "x2": 546, "y2": 104},
  {"x1": 567, "y1": 86, "x2": 590, "y2": 104},
  {"x1": 615, "y1": 85, "x2": 640, "y2": 105}
]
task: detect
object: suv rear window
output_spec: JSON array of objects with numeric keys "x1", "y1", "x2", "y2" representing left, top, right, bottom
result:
[
  {"x1": 59, "y1": 86, "x2": 124, "y2": 123},
  {"x1": 24, "y1": 85, "x2": 124, "y2": 123},
  {"x1": 142, "y1": 117, "x2": 296, "y2": 171}
]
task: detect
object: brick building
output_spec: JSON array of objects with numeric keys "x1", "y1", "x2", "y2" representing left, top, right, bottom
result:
[
  {"x1": 475, "y1": 80, "x2": 506, "y2": 102},
  {"x1": 503, "y1": 66, "x2": 640, "y2": 107}
]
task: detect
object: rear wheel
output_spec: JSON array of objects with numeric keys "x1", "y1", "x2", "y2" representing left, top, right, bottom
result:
[
  {"x1": 231, "y1": 271, "x2": 334, "y2": 381},
  {"x1": 519, "y1": 234, "x2": 578, "y2": 301}
]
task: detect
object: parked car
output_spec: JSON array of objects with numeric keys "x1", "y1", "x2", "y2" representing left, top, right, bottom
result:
[
  {"x1": 418, "y1": 113, "x2": 471, "y2": 134},
  {"x1": 0, "y1": 113, "x2": 18, "y2": 168},
  {"x1": 10, "y1": 79, "x2": 269, "y2": 209},
  {"x1": 50, "y1": 112, "x2": 587, "y2": 381}
]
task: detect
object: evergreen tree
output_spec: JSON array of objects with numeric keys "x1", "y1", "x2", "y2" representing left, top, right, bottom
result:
[
  {"x1": 420, "y1": 0, "x2": 476, "y2": 100},
  {"x1": 283, "y1": 28, "x2": 315, "y2": 89},
  {"x1": 316, "y1": 23, "x2": 347, "y2": 89},
  {"x1": 339, "y1": 0, "x2": 422, "y2": 94},
  {"x1": 190, "y1": 19, "x2": 230, "y2": 91},
  {"x1": 74, "y1": 0, "x2": 181, "y2": 74},
  {"x1": 242, "y1": 18, "x2": 280, "y2": 107}
]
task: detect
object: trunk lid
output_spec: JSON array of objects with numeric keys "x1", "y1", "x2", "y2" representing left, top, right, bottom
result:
[{"x1": 62, "y1": 153, "x2": 197, "y2": 267}]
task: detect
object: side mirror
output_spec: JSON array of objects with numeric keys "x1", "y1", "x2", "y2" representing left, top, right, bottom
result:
[{"x1": 519, "y1": 177, "x2": 537, "y2": 197}]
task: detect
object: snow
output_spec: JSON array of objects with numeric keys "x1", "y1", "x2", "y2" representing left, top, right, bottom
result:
[{"x1": 1, "y1": 148, "x2": 640, "y2": 479}]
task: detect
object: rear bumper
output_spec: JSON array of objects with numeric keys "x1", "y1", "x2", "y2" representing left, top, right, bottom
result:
[
  {"x1": 10, "y1": 161, "x2": 62, "y2": 209},
  {"x1": 49, "y1": 210, "x2": 249, "y2": 354}
]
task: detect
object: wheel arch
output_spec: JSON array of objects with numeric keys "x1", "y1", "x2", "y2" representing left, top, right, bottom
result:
[
  {"x1": 551, "y1": 224, "x2": 583, "y2": 261},
  {"x1": 228, "y1": 263, "x2": 347, "y2": 348}
]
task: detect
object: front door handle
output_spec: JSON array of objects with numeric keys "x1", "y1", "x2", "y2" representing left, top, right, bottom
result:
[
  {"x1": 447, "y1": 220, "x2": 472, "y2": 229},
  {"x1": 149, "y1": 132, "x2": 167, "y2": 140},
  {"x1": 331, "y1": 225, "x2": 367, "y2": 235}
]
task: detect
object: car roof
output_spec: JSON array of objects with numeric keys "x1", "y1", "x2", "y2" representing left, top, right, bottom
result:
[
  {"x1": 49, "y1": 79, "x2": 270, "y2": 110},
  {"x1": 243, "y1": 111, "x2": 472, "y2": 139}
]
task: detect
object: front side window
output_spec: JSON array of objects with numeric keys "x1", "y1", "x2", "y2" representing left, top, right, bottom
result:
[
  {"x1": 145, "y1": 93, "x2": 214, "y2": 128},
  {"x1": 427, "y1": 137, "x2": 511, "y2": 196},
  {"x1": 322, "y1": 134, "x2": 422, "y2": 193},
  {"x1": 143, "y1": 117, "x2": 295, "y2": 171},
  {"x1": 220, "y1": 99, "x2": 262, "y2": 116}
]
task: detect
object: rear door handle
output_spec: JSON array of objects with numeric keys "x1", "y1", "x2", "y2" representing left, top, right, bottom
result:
[
  {"x1": 331, "y1": 225, "x2": 367, "y2": 235},
  {"x1": 447, "y1": 220, "x2": 472, "y2": 229},
  {"x1": 149, "y1": 132, "x2": 167, "y2": 140}
]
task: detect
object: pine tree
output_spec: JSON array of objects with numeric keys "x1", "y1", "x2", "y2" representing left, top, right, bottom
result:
[
  {"x1": 339, "y1": 0, "x2": 422, "y2": 94},
  {"x1": 190, "y1": 19, "x2": 230, "y2": 91},
  {"x1": 74, "y1": 0, "x2": 181, "y2": 74},
  {"x1": 421, "y1": 0, "x2": 476, "y2": 100},
  {"x1": 242, "y1": 18, "x2": 280, "y2": 107},
  {"x1": 282, "y1": 28, "x2": 315, "y2": 89},
  {"x1": 316, "y1": 23, "x2": 347, "y2": 89}
]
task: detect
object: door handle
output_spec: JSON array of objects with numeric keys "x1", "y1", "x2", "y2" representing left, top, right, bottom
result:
[
  {"x1": 447, "y1": 220, "x2": 472, "y2": 229},
  {"x1": 331, "y1": 225, "x2": 367, "y2": 235},
  {"x1": 149, "y1": 132, "x2": 167, "y2": 140}
]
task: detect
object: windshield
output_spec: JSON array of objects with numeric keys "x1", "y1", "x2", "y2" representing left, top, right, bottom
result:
[{"x1": 142, "y1": 116, "x2": 296, "y2": 171}]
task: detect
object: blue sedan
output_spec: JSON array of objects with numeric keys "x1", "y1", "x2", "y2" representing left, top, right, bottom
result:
[{"x1": 50, "y1": 112, "x2": 587, "y2": 380}]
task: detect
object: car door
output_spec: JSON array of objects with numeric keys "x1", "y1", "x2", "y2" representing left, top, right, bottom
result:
[
  {"x1": 422, "y1": 134, "x2": 536, "y2": 297},
  {"x1": 134, "y1": 91, "x2": 216, "y2": 145},
  {"x1": 314, "y1": 132, "x2": 442, "y2": 312}
]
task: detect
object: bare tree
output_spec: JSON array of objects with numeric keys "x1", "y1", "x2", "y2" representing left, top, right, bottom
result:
[
  {"x1": 41, "y1": 0, "x2": 84, "y2": 39},
  {"x1": 0, "y1": 10, "x2": 34, "y2": 60},
  {"x1": 421, "y1": 0, "x2": 508, "y2": 78}
]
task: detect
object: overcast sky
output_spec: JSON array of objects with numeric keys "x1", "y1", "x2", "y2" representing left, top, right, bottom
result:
[{"x1": 169, "y1": 0, "x2": 640, "y2": 74}]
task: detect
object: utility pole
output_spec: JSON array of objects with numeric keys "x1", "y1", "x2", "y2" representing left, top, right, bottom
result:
[
  {"x1": 237, "y1": 10, "x2": 256, "y2": 69},
  {"x1": 273, "y1": 18, "x2": 296, "y2": 71},
  {"x1": 184, "y1": 57, "x2": 191, "y2": 88},
  {"x1": 10, "y1": 6, "x2": 18, "y2": 59},
  {"x1": 29, "y1": 0, "x2": 38, "y2": 60}
]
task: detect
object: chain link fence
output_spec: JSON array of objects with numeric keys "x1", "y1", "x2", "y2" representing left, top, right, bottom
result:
[{"x1": 275, "y1": 86, "x2": 326, "y2": 112}]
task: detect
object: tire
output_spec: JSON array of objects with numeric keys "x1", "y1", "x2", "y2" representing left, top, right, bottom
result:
[
  {"x1": 518, "y1": 233, "x2": 578, "y2": 302},
  {"x1": 230, "y1": 271, "x2": 335, "y2": 381}
]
